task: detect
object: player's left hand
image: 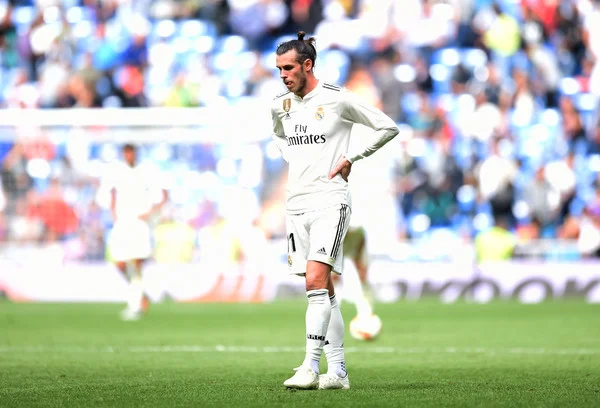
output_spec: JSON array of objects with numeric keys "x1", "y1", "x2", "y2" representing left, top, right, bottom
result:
[
  {"x1": 138, "y1": 212, "x2": 151, "y2": 221},
  {"x1": 328, "y1": 155, "x2": 352, "y2": 182}
]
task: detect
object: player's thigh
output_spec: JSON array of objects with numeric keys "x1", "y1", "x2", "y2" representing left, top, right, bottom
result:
[
  {"x1": 308, "y1": 204, "x2": 351, "y2": 274},
  {"x1": 343, "y1": 226, "x2": 366, "y2": 259}
]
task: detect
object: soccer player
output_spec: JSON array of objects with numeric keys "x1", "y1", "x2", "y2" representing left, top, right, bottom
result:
[
  {"x1": 271, "y1": 31, "x2": 399, "y2": 390},
  {"x1": 104, "y1": 144, "x2": 168, "y2": 321}
]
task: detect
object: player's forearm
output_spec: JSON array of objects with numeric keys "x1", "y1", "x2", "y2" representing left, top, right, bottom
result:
[
  {"x1": 150, "y1": 190, "x2": 169, "y2": 214},
  {"x1": 346, "y1": 126, "x2": 399, "y2": 163}
]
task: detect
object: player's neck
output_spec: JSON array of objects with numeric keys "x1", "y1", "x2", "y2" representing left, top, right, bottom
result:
[{"x1": 296, "y1": 75, "x2": 319, "y2": 99}]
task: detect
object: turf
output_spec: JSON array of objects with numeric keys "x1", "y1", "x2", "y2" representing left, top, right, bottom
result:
[{"x1": 1, "y1": 300, "x2": 599, "y2": 407}]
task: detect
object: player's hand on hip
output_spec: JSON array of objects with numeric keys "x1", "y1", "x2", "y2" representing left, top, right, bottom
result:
[{"x1": 328, "y1": 155, "x2": 352, "y2": 182}]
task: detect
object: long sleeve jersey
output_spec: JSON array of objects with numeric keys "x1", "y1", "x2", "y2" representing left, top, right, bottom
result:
[{"x1": 271, "y1": 81, "x2": 400, "y2": 214}]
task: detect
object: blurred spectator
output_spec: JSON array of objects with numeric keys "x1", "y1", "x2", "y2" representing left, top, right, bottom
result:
[
  {"x1": 515, "y1": 216, "x2": 542, "y2": 243},
  {"x1": 555, "y1": 1, "x2": 585, "y2": 76},
  {"x1": 121, "y1": 17, "x2": 149, "y2": 69},
  {"x1": 511, "y1": 67, "x2": 536, "y2": 125},
  {"x1": 544, "y1": 151, "x2": 577, "y2": 223},
  {"x1": 474, "y1": 213, "x2": 516, "y2": 262},
  {"x1": 480, "y1": 3, "x2": 521, "y2": 76},
  {"x1": 8, "y1": 193, "x2": 44, "y2": 244},
  {"x1": 27, "y1": 178, "x2": 79, "y2": 240},
  {"x1": 560, "y1": 189, "x2": 600, "y2": 258},
  {"x1": 280, "y1": 0, "x2": 322, "y2": 37},
  {"x1": 522, "y1": 165, "x2": 561, "y2": 232},
  {"x1": 559, "y1": 96, "x2": 588, "y2": 154},
  {"x1": 523, "y1": 26, "x2": 561, "y2": 108},
  {"x1": 228, "y1": 0, "x2": 288, "y2": 48},
  {"x1": 369, "y1": 51, "x2": 405, "y2": 123},
  {"x1": 408, "y1": 90, "x2": 436, "y2": 138},
  {"x1": 114, "y1": 66, "x2": 147, "y2": 107},
  {"x1": 0, "y1": 1, "x2": 18, "y2": 69},
  {"x1": 413, "y1": 54, "x2": 434, "y2": 93},
  {"x1": 164, "y1": 71, "x2": 199, "y2": 107},
  {"x1": 246, "y1": 50, "x2": 282, "y2": 97},
  {"x1": 482, "y1": 62, "x2": 503, "y2": 105},
  {"x1": 474, "y1": 138, "x2": 518, "y2": 219},
  {"x1": 450, "y1": 0, "x2": 479, "y2": 47},
  {"x1": 344, "y1": 62, "x2": 381, "y2": 109},
  {"x1": 583, "y1": 0, "x2": 600, "y2": 97},
  {"x1": 463, "y1": 87, "x2": 502, "y2": 145},
  {"x1": 153, "y1": 208, "x2": 197, "y2": 263},
  {"x1": 1, "y1": 142, "x2": 33, "y2": 210}
]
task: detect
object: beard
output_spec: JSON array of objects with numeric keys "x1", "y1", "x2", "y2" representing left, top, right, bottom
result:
[{"x1": 293, "y1": 72, "x2": 307, "y2": 95}]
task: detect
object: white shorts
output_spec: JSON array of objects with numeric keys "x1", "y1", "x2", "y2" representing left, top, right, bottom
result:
[
  {"x1": 109, "y1": 218, "x2": 153, "y2": 262},
  {"x1": 286, "y1": 204, "x2": 351, "y2": 276}
]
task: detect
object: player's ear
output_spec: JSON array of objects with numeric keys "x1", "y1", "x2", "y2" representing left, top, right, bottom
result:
[{"x1": 303, "y1": 58, "x2": 313, "y2": 72}]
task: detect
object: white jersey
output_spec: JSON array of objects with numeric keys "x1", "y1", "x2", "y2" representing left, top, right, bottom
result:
[
  {"x1": 271, "y1": 81, "x2": 399, "y2": 214},
  {"x1": 100, "y1": 161, "x2": 164, "y2": 220}
]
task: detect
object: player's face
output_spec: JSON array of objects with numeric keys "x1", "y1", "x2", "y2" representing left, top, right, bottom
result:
[
  {"x1": 276, "y1": 50, "x2": 308, "y2": 97},
  {"x1": 123, "y1": 148, "x2": 136, "y2": 166}
]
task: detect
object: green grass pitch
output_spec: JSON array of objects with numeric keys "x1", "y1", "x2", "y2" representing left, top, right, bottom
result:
[{"x1": 1, "y1": 300, "x2": 599, "y2": 407}]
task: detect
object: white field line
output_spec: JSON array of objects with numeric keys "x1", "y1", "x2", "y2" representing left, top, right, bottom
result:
[{"x1": 0, "y1": 346, "x2": 599, "y2": 355}]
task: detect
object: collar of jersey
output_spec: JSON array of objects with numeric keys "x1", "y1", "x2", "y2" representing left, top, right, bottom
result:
[{"x1": 293, "y1": 80, "x2": 322, "y2": 102}]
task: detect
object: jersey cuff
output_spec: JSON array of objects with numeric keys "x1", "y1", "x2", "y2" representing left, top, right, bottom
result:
[{"x1": 344, "y1": 153, "x2": 361, "y2": 163}]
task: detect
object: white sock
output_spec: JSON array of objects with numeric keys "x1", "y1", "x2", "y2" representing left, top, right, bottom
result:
[
  {"x1": 126, "y1": 263, "x2": 143, "y2": 311},
  {"x1": 303, "y1": 289, "x2": 330, "y2": 374},
  {"x1": 324, "y1": 294, "x2": 347, "y2": 377}
]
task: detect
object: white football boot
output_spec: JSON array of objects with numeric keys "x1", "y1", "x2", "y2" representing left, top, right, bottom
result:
[
  {"x1": 120, "y1": 307, "x2": 143, "y2": 321},
  {"x1": 283, "y1": 367, "x2": 319, "y2": 390},
  {"x1": 318, "y1": 372, "x2": 351, "y2": 390}
]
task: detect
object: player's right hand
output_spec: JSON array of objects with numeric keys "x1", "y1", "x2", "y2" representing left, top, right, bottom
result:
[{"x1": 329, "y1": 155, "x2": 352, "y2": 182}]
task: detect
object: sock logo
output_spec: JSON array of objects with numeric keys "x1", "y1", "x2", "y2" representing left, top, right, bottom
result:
[
  {"x1": 307, "y1": 334, "x2": 326, "y2": 341},
  {"x1": 340, "y1": 362, "x2": 347, "y2": 376}
]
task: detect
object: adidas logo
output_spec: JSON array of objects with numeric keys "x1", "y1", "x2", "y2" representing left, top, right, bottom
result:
[{"x1": 317, "y1": 247, "x2": 327, "y2": 255}]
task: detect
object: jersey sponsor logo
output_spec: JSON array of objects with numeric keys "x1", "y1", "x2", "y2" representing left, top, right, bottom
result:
[
  {"x1": 315, "y1": 106, "x2": 324, "y2": 121},
  {"x1": 287, "y1": 125, "x2": 325, "y2": 146},
  {"x1": 287, "y1": 134, "x2": 325, "y2": 146}
]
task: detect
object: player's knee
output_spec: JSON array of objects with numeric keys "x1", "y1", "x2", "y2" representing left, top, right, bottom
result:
[
  {"x1": 305, "y1": 271, "x2": 330, "y2": 291},
  {"x1": 305, "y1": 260, "x2": 332, "y2": 290}
]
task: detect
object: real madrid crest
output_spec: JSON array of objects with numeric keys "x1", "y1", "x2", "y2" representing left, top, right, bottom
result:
[
  {"x1": 288, "y1": 255, "x2": 293, "y2": 267},
  {"x1": 315, "y1": 107, "x2": 324, "y2": 120}
]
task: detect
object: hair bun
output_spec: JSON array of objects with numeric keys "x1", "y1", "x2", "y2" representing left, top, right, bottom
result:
[{"x1": 297, "y1": 31, "x2": 305, "y2": 41}]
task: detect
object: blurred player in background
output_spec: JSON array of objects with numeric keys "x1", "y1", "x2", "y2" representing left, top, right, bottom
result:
[
  {"x1": 271, "y1": 32, "x2": 399, "y2": 391},
  {"x1": 103, "y1": 144, "x2": 168, "y2": 321},
  {"x1": 336, "y1": 124, "x2": 402, "y2": 325},
  {"x1": 337, "y1": 224, "x2": 374, "y2": 317}
]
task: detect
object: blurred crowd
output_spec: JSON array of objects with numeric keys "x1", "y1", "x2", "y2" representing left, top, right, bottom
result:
[{"x1": 1, "y1": 0, "x2": 600, "y2": 262}]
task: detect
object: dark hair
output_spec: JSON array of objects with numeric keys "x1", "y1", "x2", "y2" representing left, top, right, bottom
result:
[
  {"x1": 123, "y1": 143, "x2": 137, "y2": 152},
  {"x1": 276, "y1": 31, "x2": 317, "y2": 69}
]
